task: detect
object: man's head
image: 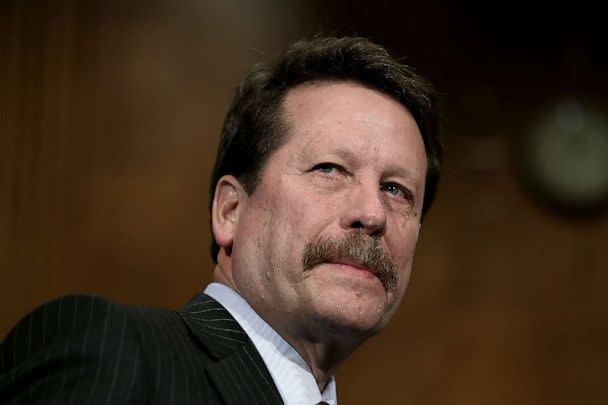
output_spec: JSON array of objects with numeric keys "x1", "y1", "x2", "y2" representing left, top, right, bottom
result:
[
  {"x1": 209, "y1": 36, "x2": 440, "y2": 345},
  {"x1": 209, "y1": 36, "x2": 440, "y2": 262}
]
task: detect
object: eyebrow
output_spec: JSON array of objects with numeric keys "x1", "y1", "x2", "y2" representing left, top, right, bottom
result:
[
  {"x1": 312, "y1": 146, "x2": 421, "y2": 184},
  {"x1": 330, "y1": 148, "x2": 360, "y2": 165},
  {"x1": 383, "y1": 162, "x2": 420, "y2": 182}
]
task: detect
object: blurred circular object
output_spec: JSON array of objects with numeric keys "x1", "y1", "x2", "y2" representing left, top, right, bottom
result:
[{"x1": 517, "y1": 98, "x2": 608, "y2": 216}]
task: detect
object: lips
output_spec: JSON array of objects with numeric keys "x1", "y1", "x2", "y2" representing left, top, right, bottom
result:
[{"x1": 327, "y1": 258, "x2": 375, "y2": 274}]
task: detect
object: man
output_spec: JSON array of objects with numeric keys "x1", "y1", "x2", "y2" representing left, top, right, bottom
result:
[{"x1": 0, "y1": 36, "x2": 440, "y2": 404}]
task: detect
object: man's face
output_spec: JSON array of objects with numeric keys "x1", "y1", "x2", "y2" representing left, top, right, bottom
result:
[{"x1": 229, "y1": 81, "x2": 427, "y2": 341}]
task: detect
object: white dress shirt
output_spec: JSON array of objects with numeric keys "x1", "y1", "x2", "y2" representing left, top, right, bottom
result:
[{"x1": 204, "y1": 282, "x2": 338, "y2": 405}]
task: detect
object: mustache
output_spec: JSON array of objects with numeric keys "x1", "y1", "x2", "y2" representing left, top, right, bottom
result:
[{"x1": 302, "y1": 232, "x2": 398, "y2": 291}]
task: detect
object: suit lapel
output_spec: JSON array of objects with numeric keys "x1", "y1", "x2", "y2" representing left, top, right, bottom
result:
[{"x1": 178, "y1": 294, "x2": 283, "y2": 405}]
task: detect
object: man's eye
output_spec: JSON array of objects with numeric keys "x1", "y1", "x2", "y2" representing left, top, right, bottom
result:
[
  {"x1": 382, "y1": 183, "x2": 412, "y2": 201},
  {"x1": 313, "y1": 163, "x2": 340, "y2": 174}
]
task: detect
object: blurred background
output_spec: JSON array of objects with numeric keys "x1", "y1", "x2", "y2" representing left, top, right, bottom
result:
[{"x1": 1, "y1": 1, "x2": 607, "y2": 404}]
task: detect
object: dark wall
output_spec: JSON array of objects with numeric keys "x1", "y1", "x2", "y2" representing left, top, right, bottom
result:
[{"x1": 1, "y1": 1, "x2": 607, "y2": 404}]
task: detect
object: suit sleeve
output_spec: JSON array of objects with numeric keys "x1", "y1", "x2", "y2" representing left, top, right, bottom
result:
[{"x1": 0, "y1": 294, "x2": 149, "y2": 404}]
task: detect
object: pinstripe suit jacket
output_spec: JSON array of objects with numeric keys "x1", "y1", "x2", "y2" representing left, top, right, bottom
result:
[{"x1": 0, "y1": 293, "x2": 284, "y2": 404}]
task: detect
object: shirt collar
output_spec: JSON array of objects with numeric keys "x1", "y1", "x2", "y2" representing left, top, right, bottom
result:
[{"x1": 204, "y1": 282, "x2": 337, "y2": 405}]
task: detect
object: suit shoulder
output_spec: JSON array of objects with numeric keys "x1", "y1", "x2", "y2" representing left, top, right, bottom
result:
[
  {"x1": 4, "y1": 294, "x2": 122, "y2": 344},
  {"x1": 1, "y1": 293, "x2": 186, "y2": 360},
  {"x1": 0, "y1": 294, "x2": 163, "y2": 403},
  {"x1": 2, "y1": 295, "x2": 133, "y2": 369}
]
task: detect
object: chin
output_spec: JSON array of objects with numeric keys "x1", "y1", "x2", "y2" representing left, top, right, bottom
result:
[{"x1": 309, "y1": 299, "x2": 394, "y2": 340}]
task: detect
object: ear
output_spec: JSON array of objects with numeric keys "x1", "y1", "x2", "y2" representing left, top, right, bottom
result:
[{"x1": 211, "y1": 175, "x2": 247, "y2": 255}]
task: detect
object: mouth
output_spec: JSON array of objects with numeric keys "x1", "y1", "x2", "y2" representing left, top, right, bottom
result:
[
  {"x1": 328, "y1": 259, "x2": 376, "y2": 274},
  {"x1": 325, "y1": 258, "x2": 377, "y2": 277}
]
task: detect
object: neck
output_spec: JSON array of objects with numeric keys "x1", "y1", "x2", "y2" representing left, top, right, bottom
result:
[
  {"x1": 212, "y1": 259, "x2": 366, "y2": 391},
  {"x1": 281, "y1": 331, "x2": 362, "y2": 392}
]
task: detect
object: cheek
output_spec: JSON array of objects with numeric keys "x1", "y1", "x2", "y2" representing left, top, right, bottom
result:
[
  {"x1": 391, "y1": 226, "x2": 420, "y2": 301},
  {"x1": 390, "y1": 221, "x2": 421, "y2": 267},
  {"x1": 253, "y1": 179, "x2": 342, "y2": 261},
  {"x1": 275, "y1": 186, "x2": 332, "y2": 233},
  {"x1": 259, "y1": 195, "x2": 307, "y2": 259}
]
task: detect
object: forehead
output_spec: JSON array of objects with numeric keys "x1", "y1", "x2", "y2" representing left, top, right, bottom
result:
[{"x1": 279, "y1": 81, "x2": 427, "y2": 174}]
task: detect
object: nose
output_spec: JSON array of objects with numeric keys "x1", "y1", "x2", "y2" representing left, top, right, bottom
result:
[{"x1": 339, "y1": 181, "x2": 387, "y2": 237}]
